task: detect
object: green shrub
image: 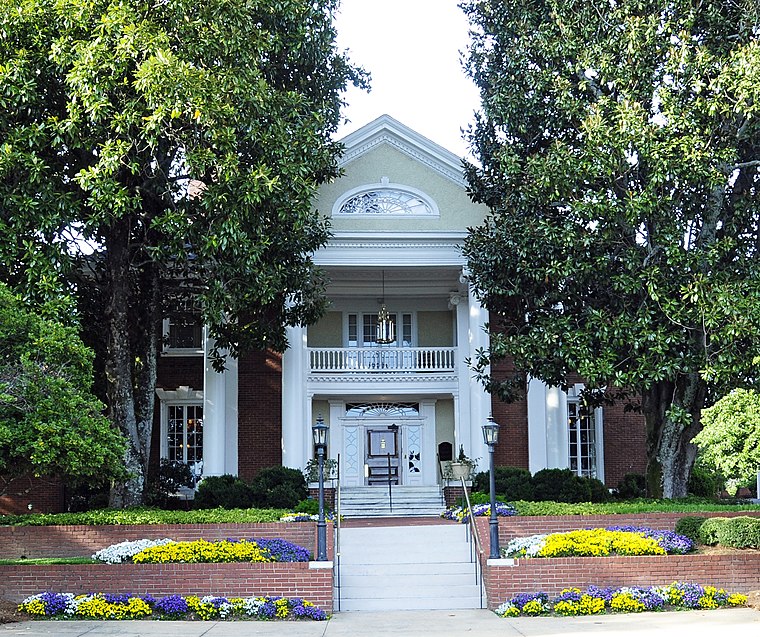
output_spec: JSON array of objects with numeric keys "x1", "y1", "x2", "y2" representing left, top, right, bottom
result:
[
  {"x1": 294, "y1": 498, "x2": 319, "y2": 515},
  {"x1": 531, "y1": 468, "x2": 610, "y2": 503},
  {"x1": 616, "y1": 473, "x2": 647, "y2": 499},
  {"x1": 675, "y1": 516, "x2": 708, "y2": 542},
  {"x1": 715, "y1": 516, "x2": 760, "y2": 549},
  {"x1": 250, "y1": 466, "x2": 308, "y2": 510},
  {"x1": 688, "y1": 463, "x2": 723, "y2": 498},
  {"x1": 473, "y1": 466, "x2": 534, "y2": 500},
  {"x1": 674, "y1": 516, "x2": 708, "y2": 543},
  {"x1": 698, "y1": 517, "x2": 731, "y2": 545},
  {"x1": 146, "y1": 460, "x2": 196, "y2": 508},
  {"x1": 194, "y1": 475, "x2": 256, "y2": 509}
]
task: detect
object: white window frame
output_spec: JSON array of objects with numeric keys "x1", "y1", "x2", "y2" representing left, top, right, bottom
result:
[
  {"x1": 161, "y1": 316, "x2": 204, "y2": 356},
  {"x1": 156, "y1": 387, "x2": 205, "y2": 479},
  {"x1": 566, "y1": 384, "x2": 605, "y2": 482},
  {"x1": 345, "y1": 311, "x2": 416, "y2": 347}
]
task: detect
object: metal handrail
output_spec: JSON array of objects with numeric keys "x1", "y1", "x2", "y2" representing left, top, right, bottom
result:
[{"x1": 460, "y1": 475, "x2": 485, "y2": 608}]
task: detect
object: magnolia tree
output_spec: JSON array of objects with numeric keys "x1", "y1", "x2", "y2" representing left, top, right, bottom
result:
[
  {"x1": 460, "y1": 0, "x2": 760, "y2": 497},
  {"x1": 0, "y1": 0, "x2": 365, "y2": 505},
  {"x1": 0, "y1": 284, "x2": 126, "y2": 497}
]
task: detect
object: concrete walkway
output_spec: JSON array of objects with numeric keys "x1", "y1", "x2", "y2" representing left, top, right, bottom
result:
[{"x1": 2, "y1": 607, "x2": 758, "y2": 636}]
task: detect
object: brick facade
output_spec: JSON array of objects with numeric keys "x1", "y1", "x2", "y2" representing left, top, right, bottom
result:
[
  {"x1": 237, "y1": 349, "x2": 283, "y2": 480},
  {"x1": 0, "y1": 476, "x2": 65, "y2": 515}
]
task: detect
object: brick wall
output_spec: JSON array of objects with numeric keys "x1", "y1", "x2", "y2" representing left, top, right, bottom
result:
[
  {"x1": 483, "y1": 554, "x2": 760, "y2": 609},
  {"x1": 0, "y1": 477, "x2": 65, "y2": 515},
  {"x1": 0, "y1": 522, "x2": 330, "y2": 560},
  {"x1": 238, "y1": 350, "x2": 283, "y2": 479},
  {"x1": 0, "y1": 562, "x2": 333, "y2": 609}
]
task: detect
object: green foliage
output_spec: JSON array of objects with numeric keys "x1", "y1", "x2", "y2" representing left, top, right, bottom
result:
[
  {"x1": 294, "y1": 498, "x2": 319, "y2": 515},
  {"x1": 460, "y1": 0, "x2": 760, "y2": 498},
  {"x1": 473, "y1": 466, "x2": 534, "y2": 500},
  {"x1": 616, "y1": 474, "x2": 647, "y2": 500},
  {"x1": 698, "y1": 517, "x2": 730, "y2": 545},
  {"x1": 0, "y1": 283, "x2": 127, "y2": 495},
  {"x1": 251, "y1": 466, "x2": 308, "y2": 510},
  {"x1": 302, "y1": 458, "x2": 338, "y2": 483},
  {"x1": 693, "y1": 389, "x2": 760, "y2": 487},
  {"x1": 531, "y1": 469, "x2": 610, "y2": 503},
  {"x1": 510, "y1": 499, "x2": 760, "y2": 516},
  {"x1": 0, "y1": 506, "x2": 287, "y2": 526},
  {"x1": 714, "y1": 516, "x2": 760, "y2": 549},
  {"x1": 145, "y1": 460, "x2": 195, "y2": 508},
  {"x1": 0, "y1": 0, "x2": 366, "y2": 505},
  {"x1": 194, "y1": 475, "x2": 256, "y2": 510},
  {"x1": 674, "y1": 516, "x2": 708, "y2": 543},
  {"x1": 688, "y1": 462, "x2": 724, "y2": 498}
]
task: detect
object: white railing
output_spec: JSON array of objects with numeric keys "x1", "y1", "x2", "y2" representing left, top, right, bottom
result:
[{"x1": 309, "y1": 347, "x2": 456, "y2": 373}]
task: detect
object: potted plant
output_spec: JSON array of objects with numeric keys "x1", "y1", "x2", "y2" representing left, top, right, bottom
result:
[
  {"x1": 303, "y1": 458, "x2": 338, "y2": 484},
  {"x1": 445, "y1": 446, "x2": 478, "y2": 481}
]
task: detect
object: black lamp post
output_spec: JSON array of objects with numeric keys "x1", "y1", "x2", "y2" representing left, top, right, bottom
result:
[
  {"x1": 482, "y1": 415, "x2": 501, "y2": 559},
  {"x1": 311, "y1": 415, "x2": 328, "y2": 561}
]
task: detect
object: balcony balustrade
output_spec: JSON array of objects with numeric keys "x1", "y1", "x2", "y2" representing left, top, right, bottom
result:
[{"x1": 308, "y1": 347, "x2": 456, "y2": 374}]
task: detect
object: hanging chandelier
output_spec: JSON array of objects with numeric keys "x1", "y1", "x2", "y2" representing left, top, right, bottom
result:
[{"x1": 376, "y1": 270, "x2": 395, "y2": 345}]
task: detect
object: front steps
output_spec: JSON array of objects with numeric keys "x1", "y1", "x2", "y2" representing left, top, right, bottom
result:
[
  {"x1": 338, "y1": 485, "x2": 445, "y2": 517},
  {"x1": 336, "y1": 523, "x2": 482, "y2": 611}
]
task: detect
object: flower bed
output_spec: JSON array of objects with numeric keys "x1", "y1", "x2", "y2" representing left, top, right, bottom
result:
[
  {"x1": 441, "y1": 502, "x2": 517, "y2": 523},
  {"x1": 18, "y1": 592, "x2": 328, "y2": 620},
  {"x1": 495, "y1": 582, "x2": 747, "y2": 617},
  {"x1": 92, "y1": 537, "x2": 311, "y2": 564},
  {"x1": 503, "y1": 526, "x2": 693, "y2": 558}
]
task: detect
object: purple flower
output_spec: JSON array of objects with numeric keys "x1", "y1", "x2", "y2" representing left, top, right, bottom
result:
[
  {"x1": 251, "y1": 538, "x2": 310, "y2": 562},
  {"x1": 155, "y1": 595, "x2": 189, "y2": 617},
  {"x1": 38, "y1": 592, "x2": 69, "y2": 616},
  {"x1": 605, "y1": 525, "x2": 693, "y2": 554}
]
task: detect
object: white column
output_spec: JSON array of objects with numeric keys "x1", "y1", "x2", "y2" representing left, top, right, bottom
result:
[
  {"x1": 527, "y1": 377, "x2": 548, "y2": 474},
  {"x1": 467, "y1": 292, "x2": 491, "y2": 472},
  {"x1": 281, "y1": 325, "x2": 307, "y2": 469},
  {"x1": 454, "y1": 296, "x2": 470, "y2": 458},
  {"x1": 527, "y1": 378, "x2": 568, "y2": 473},
  {"x1": 203, "y1": 331, "x2": 228, "y2": 477}
]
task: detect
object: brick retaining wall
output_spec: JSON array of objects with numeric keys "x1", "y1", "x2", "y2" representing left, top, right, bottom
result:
[
  {"x1": 482, "y1": 553, "x2": 760, "y2": 609},
  {"x1": 474, "y1": 512, "x2": 760, "y2": 609},
  {"x1": 0, "y1": 522, "x2": 330, "y2": 559},
  {"x1": 0, "y1": 561, "x2": 333, "y2": 609}
]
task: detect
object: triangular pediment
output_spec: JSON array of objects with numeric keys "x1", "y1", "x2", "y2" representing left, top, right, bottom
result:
[{"x1": 338, "y1": 115, "x2": 467, "y2": 188}]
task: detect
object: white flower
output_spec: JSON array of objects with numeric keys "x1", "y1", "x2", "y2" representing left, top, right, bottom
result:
[{"x1": 92, "y1": 538, "x2": 174, "y2": 563}]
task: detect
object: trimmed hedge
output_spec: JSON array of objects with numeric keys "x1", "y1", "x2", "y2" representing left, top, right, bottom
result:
[
  {"x1": 715, "y1": 516, "x2": 760, "y2": 548},
  {"x1": 674, "y1": 516, "x2": 707, "y2": 544}
]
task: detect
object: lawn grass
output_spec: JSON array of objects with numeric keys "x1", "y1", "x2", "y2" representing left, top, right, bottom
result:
[{"x1": 0, "y1": 557, "x2": 97, "y2": 565}]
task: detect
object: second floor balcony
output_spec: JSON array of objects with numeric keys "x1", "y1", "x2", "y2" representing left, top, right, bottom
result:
[{"x1": 308, "y1": 346, "x2": 457, "y2": 375}]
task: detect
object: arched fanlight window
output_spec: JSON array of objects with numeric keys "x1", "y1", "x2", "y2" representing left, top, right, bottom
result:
[{"x1": 333, "y1": 179, "x2": 439, "y2": 218}]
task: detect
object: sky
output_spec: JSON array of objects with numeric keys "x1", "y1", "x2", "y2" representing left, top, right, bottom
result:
[{"x1": 333, "y1": 0, "x2": 481, "y2": 160}]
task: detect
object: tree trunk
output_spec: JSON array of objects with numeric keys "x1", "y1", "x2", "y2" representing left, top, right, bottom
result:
[
  {"x1": 642, "y1": 373, "x2": 707, "y2": 499},
  {"x1": 106, "y1": 217, "x2": 144, "y2": 508}
]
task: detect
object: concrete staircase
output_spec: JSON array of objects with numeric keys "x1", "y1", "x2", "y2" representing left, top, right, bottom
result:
[
  {"x1": 339, "y1": 485, "x2": 444, "y2": 517},
  {"x1": 336, "y1": 523, "x2": 482, "y2": 611}
]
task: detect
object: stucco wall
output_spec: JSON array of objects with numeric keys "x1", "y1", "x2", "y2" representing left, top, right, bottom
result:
[{"x1": 314, "y1": 144, "x2": 486, "y2": 233}]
